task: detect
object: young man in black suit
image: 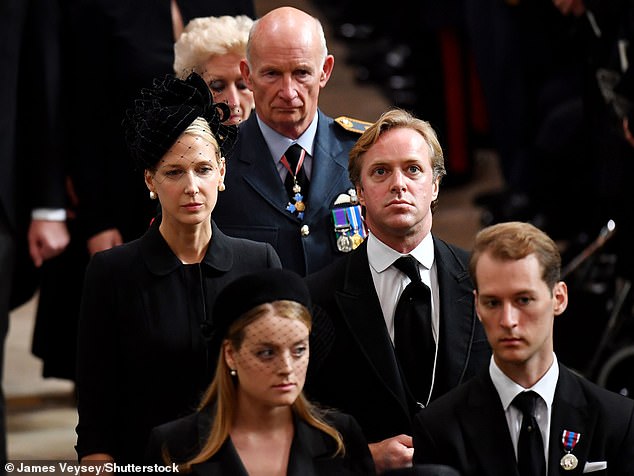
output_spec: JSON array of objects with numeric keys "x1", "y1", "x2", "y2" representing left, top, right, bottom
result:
[
  {"x1": 413, "y1": 221, "x2": 634, "y2": 475},
  {"x1": 304, "y1": 108, "x2": 491, "y2": 473}
]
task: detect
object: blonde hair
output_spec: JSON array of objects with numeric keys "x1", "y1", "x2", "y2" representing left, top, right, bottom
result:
[
  {"x1": 175, "y1": 301, "x2": 344, "y2": 472},
  {"x1": 183, "y1": 117, "x2": 223, "y2": 167},
  {"x1": 184, "y1": 117, "x2": 217, "y2": 145},
  {"x1": 174, "y1": 15, "x2": 254, "y2": 79}
]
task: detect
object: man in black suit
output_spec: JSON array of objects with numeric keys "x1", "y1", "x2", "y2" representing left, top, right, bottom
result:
[
  {"x1": 413, "y1": 221, "x2": 634, "y2": 475},
  {"x1": 304, "y1": 108, "x2": 491, "y2": 473},
  {"x1": 0, "y1": 0, "x2": 69, "y2": 464},
  {"x1": 213, "y1": 6, "x2": 367, "y2": 277}
]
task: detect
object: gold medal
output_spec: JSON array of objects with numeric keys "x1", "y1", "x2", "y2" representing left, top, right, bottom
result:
[
  {"x1": 351, "y1": 232, "x2": 364, "y2": 249},
  {"x1": 560, "y1": 453, "x2": 578, "y2": 471},
  {"x1": 295, "y1": 200, "x2": 305, "y2": 212}
]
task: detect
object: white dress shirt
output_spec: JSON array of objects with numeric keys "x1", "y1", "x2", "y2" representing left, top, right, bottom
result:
[
  {"x1": 366, "y1": 231, "x2": 439, "y2": 342},
  {"x1": 367, "y1": 231, "x2": 440, "y2": 405},
  {"x1": 489, "y1": 353, "x2": 559, "y2": 467}
]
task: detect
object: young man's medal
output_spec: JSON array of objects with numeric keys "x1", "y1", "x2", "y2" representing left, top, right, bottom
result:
[{"x1": 560, "y1": 430, "x2": 580, "y2": 470}]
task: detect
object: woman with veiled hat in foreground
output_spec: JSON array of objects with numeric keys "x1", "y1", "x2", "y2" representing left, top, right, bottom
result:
[
  {"x1": 74, "y1": 72, "x2": 281, "y2": 464},
  {"x1": 146, "y1": 268, "x2": 376, "y2": 475}
]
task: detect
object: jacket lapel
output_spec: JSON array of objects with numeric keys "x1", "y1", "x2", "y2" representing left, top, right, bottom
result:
[
  {"x1": 195, "y1": 415, "x2": 337, "y2": 476},
  {"x1": 286, "y1": 417, "x2": 329, "y2": 476},
  {"x1": 433, "y1": 238, "x2": 478, "y2": 397},
  {"x1": 461, "y1": 372, "x2": 521, "y2": 476},
  {"x1": 191, "y1": 442, "x2": 250, "y2": 476},
  {"x1": 236, "y1": 117, "x2": 299, "y2": 223},
  {"x1": 334, "y1": 243, "x2": 410, "y2": 412}
]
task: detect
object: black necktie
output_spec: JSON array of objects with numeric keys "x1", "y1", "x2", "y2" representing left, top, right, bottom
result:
[
  {"x1": 283, "y1": 144, "x2": 310, "y2": 201},
  {"x1": 393, "y1": 256, "x2": 435, "y2": 404},
  {"x1": 512, "y1": 391, "x2": 546, "y2": 476}
]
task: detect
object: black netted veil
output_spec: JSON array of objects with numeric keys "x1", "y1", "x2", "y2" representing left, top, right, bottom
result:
[
  {"x1": 122, "y1": 72, "x2": 237, "y2": 170},
  {"x1": 203, "y1": 268, "x2": 334, "y2": 372}
]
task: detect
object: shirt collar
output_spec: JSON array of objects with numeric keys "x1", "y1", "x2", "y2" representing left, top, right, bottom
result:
[
  {"x1": 367, "y1": 231, "x2": 435, "y2": 274},
  {"x1": 490, "y1": 353, "x2": 559, "y2": 411},
  {"x1": 256, "y1": 113, "x2": 318, "y2": 162}
]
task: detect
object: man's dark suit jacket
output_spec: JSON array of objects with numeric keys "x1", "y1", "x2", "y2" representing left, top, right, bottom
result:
[
  {"x1": 2, "y1": 0, "x2": 69, "y2": 310},
  {"x1": 213, "y1": 109, "x2": 360, "y2": 276},
  {"x1": 304, "y1": 238, "x2": 491, "y2": 443},
  {"x1": 413, "y1": 363, "x2": 634, "y2": 475},
  {"x1": 145, "y1": 408, "x2": 376, "y2": 475}
]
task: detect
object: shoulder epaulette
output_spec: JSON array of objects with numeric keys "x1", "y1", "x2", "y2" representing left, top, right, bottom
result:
[{"x1": 335, "y1": 116, "x2": 373, "y2": 134}]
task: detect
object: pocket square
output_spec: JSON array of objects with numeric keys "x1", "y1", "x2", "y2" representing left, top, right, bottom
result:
[{"x1": 583, "y1": 461, "x2": 607, "y2": 473}]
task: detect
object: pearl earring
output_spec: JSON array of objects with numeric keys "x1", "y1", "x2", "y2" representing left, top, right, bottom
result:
[
  {"x1": 230, "y1": 369, "x2": 237, "y2": 376},
  {"x1": 218, "y1": 183, "x2": 226, "y2": 192},
  {"x1": 149, "y1": 191, "x2": 157, "y2": 200}
]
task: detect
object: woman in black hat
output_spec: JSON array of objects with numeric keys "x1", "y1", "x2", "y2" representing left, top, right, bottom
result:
[
  {"x1": 75, "y1": 73, "x2": 282, "y2": 464},
  {"x1": 146, "y1": 268, "x2": 376, "y2": 475}
]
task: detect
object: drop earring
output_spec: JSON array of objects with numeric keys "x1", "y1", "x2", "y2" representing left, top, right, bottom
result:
[
  {"x1": 149, "y1": 191, "x2": 157, "y2": 200},
  {"x1": 218, "y1": 183, "x2": 226, "y2": 192},
  {"x1": 230, "y1": 369, "x2": 237, "y2": 376}
]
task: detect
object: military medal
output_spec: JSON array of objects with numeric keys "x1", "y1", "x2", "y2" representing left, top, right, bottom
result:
[
  {"x1": 560, "y1": 430, "x2": 580, "y2": 470},
  {"x1": 286, "y1": 192, "x2": 305, "y2": 220},
  {"x1": 282, "y1": 147, "x2": 307, "y2": 220},
  {"x1": 331, "y1": 190, "x2": 369, "y2": 252},
  {"x1": 337, "y1": 234, "x2": 353, "y2": 252},
  {"x1": 560, "y1": 454, "x2": 578, "y2": 470},
  {"x1": 351, "y1": 233, "x2": 364, "y2": 249},
  {"x1": 293, "y1": 194, "x2": 305, "y2": 212},
  {"x1": 345, "y1": 205, "x2": 367, "y2": 249},
  {"x1": 331, "y1": 207, "x2": 353, "y2": 252}
]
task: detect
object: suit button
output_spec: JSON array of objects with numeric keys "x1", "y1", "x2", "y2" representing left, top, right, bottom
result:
[{"x1": 300, "y1": 225, "x2": 310, "y2": 236}]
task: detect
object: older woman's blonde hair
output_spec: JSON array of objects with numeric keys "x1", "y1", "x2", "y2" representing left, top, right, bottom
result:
[{"x1": 173, "y1": 15, "x2": 254, "y2": 79}]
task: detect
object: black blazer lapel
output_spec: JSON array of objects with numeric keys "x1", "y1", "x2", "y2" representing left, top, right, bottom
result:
[
  {"x1": 549, "y1": 365, "x2": 594, "y2": 476},
  {"x1": 334, "y1": 243, "x2": 410, "y2": 412},
  {"x1": 432, "y1": 237, "x2": 479, "y2": 397},
  {"x1": 194, "y1": 416, "x2": 340, "y2": 476},
  {"x1": 286, "y1": 418, "x2": 328, "y2": 476},
  {"x1": 460, "y1": 372, "x2": 521, "y2": 476},
  {"x1": 191, "y1": 438, "x2": 249, "y2": 476}
]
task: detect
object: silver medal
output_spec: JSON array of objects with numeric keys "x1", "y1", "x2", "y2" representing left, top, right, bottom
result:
[
  {"x1": 336, "y1": 234, "x2": 353, "y2": 252},
  {"x1": 560, "y1": 453, "x2": 578, "y2": 471}
]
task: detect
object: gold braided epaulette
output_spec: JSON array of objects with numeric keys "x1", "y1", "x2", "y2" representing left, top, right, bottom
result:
[{"x1": 335, "y1": 116, "x2": 373, "y2": 134}]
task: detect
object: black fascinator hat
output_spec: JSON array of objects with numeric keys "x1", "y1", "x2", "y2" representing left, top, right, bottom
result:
[
  {"x1": 206, "y1": 269, "x2": 311, "y2": 357},
  {"x1": 203, "y1": 268, "x2": 335, "y2": 373},
  {"x1": 122, "y1": 72, "x2": 238, "y2": 170},
  {"x1": 213, "y1": 269, "x2": 311, "y2": 331}
]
